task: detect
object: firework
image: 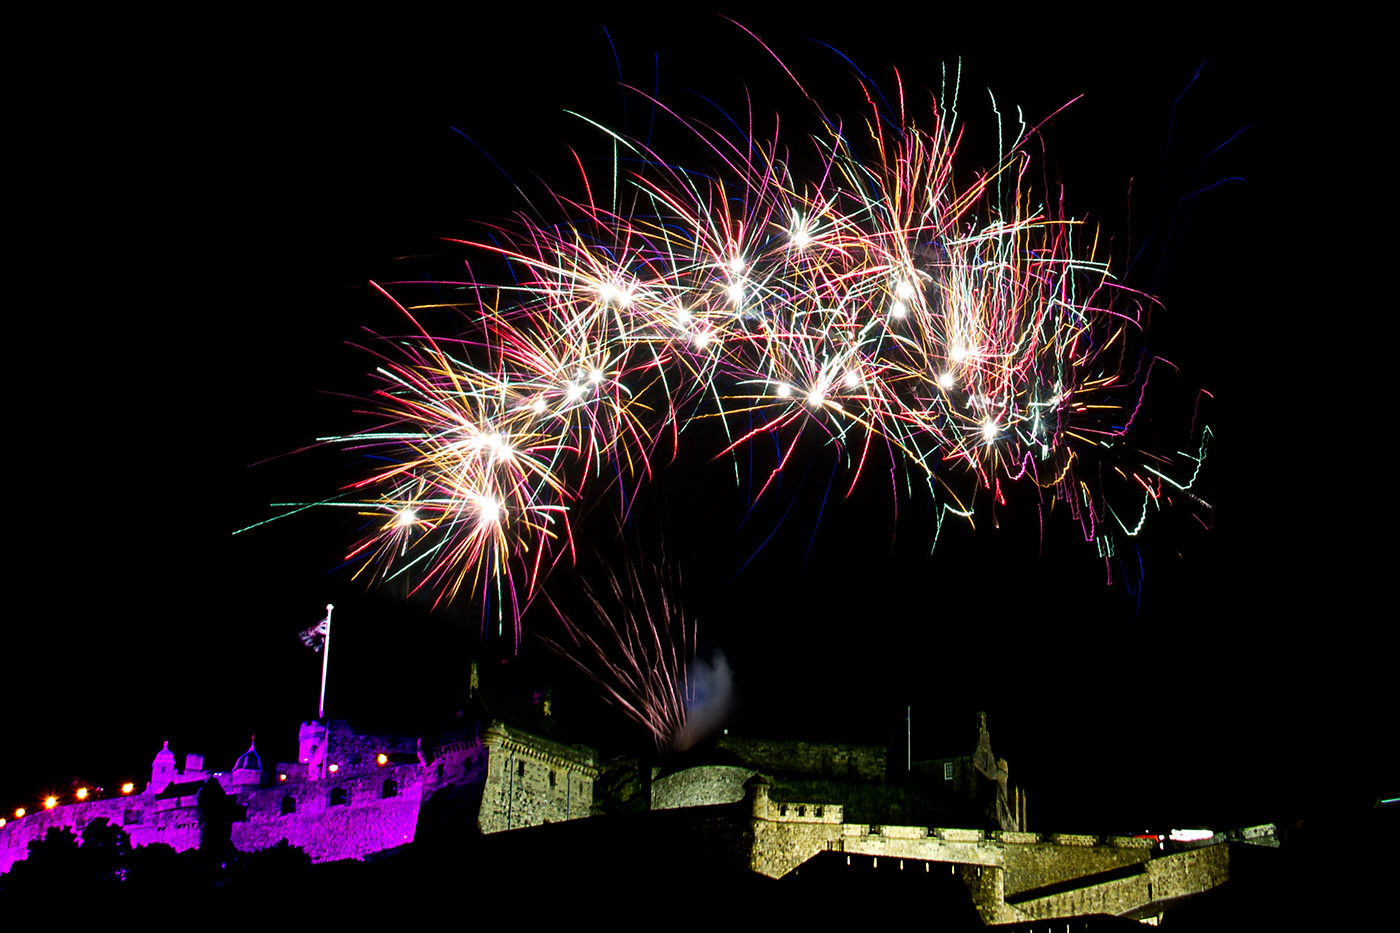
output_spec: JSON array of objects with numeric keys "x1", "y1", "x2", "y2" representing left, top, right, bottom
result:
[
  {"x1": 537, "y1": 553, "x2": 698, "y2": 753},
  {"x1": 277, "y1": 63, "x2": 1210, "y2": 634}
]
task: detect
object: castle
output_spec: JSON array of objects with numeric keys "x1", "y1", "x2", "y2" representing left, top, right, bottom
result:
[
  {"x1": 3, "y1": 685, "x2": 1263, "y2": 924},
  {"x1": 0, "y1": 667, "x2": 599, "y2": 875},
  {"x1": 1, "y1": 684, "x2": 1023, "y2": 878}
]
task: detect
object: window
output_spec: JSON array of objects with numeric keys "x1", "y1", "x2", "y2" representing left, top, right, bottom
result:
[
  {"x1": 330, "y1": 788, "x2": 349, "y2": 807},
  {"x1": 517, "y1": 761, "x2": 525, "y2": 778},
  {"x1": 281, "y1": 796, "x2": 297, "y2": 815},
  {"x1": 549, "y1": 770, "x2": 556, "y2": 788},
  {"x1": 436, "y1": 763, "x2": 444, "y2": 782},
  {"x1": 381, "y1": 779, "x2": 398, "y2": 799},
  {"x1": 944, "y1": 762, "x2": 953, "y2": 781}
]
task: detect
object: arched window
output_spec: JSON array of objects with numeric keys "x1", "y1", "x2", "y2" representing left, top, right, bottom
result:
[{"x1": 281, "y1": 795, "x2": 296, "y2": 816}]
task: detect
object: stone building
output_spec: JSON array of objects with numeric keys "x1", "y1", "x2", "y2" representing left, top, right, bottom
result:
[
  {"x1": 0, "y1": 670, "x2": 598, "y2": 875},
  {"x1": 911, "y1": 711, "x2": 1028, "y2": 832}
]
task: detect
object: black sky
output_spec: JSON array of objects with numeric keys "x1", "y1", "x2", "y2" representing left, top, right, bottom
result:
[{"x1": 7, "y1": 15, "x2": 1382, "y2": 836}]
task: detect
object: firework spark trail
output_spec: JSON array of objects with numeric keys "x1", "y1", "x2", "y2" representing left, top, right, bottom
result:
[
  {"x1": 290, "y1": 70, "x2": 1211, "y2": 639},
  {"x1": 538, "y1": 554, "x2": 696, "y2": 753}
]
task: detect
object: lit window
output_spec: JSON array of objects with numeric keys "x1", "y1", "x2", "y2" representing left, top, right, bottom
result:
[{"x1": 944, "y1": 762, "x2": 953, "y2": 780}]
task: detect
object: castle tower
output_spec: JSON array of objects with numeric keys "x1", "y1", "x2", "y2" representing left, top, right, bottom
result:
[
  {"x1": 148, "y1": 741, "x2": 176, "y2": 794},
  {"x1": 298, "y1": 720, "x2": 328, "y2": 780},
  {"x1": 744, "y1": 773, "x2": 771, "y2": 820},
  {"x1": 229, "y1": 736, "x2": 263, "y2": 787}
]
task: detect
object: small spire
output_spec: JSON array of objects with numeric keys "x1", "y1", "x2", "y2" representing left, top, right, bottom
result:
[{"x1": 233, "y1": 736, "x2": 261, "y2": 772}]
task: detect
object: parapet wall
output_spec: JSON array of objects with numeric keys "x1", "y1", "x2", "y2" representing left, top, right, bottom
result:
[
  {"x1": 652, "y1": 765, "x2": 754, "y2": 810},
  {"x1": 1001, "y1": 836, "x2": 1152, "y2": 897},
  {"x1": 717, "y1": 736, "x2": 886, "y2": 783},
  {"x1": 0, "y1": 798, "x2": 130, "y2": 874}
]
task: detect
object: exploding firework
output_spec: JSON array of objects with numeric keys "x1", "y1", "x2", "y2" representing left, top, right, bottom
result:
[{"x1": 261, "y1": 57, "x2": 1211, "y2": 639}]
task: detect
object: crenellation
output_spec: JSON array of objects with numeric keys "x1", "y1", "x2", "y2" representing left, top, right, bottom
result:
[{"x1": 1045, "y1": 833, "x2": 1099, "y2": 846}]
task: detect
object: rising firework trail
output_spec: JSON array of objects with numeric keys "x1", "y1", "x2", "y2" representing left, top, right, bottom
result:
[{"x1": 537, "y1": 549, "x2": 699, "y2": 753}]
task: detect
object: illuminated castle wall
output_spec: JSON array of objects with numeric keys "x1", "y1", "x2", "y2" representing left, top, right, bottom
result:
[{"x1": 0, "y1": 687, "x2": 599, "y2": 875}]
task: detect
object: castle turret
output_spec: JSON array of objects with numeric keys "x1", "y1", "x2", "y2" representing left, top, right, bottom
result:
[
  {"x1": 298, "y1": 720, "x2": 327, "y2": 780},
  {"x1": 229, "y1": 736, "x2": 263, "y2": 787},
  {"x1": 148, "y1": 741, "x2": 176, "y2": 794},
  {"x1": 744, "y1": 773, "x2": 771, "y2": 820}
]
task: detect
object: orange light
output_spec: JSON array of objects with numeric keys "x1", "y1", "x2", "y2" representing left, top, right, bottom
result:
[
  {"x1": 376, "y1": 754, "x2": 388, "y2": 766},
  {"x1": 328, "y1": 763, "x2": 339, "y2": 773},
  {"x1": 76, "y1": 788, "x2": 88, "y2": 801},
  {"x1": 0, "y1": 818, "x2": 6, "y2": 828},
  {"x1": 14, "y1": 808, "x2": 25, "y2": 818},
  {"x1": 44, "y1": 797, "x2": 57, "y2": 809},
  {"x1": 278, "y1": 773, "x2": 287, "y2": 782},
  {"x1": 120, "y1": 783, "x2": 134, "y2": 795}
]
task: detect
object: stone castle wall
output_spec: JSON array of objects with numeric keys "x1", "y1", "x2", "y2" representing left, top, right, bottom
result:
[
  {"x1": 325, "y1": 726, "x2": 418, "y2": 771},
  {"x1": 1, "y1": 798, "x2": 130, "y2": 874},
  {"x1": 1008, "y1": 843, "x2": 1229, "y2": 922},
  {"x1": 718, "y1": 735, "x2": 886, "y2": 783},
  {"x1": 652, "y1": 765, "x2": 754, "y2": 810},
  {"x1": 1000, "y1": 834, "x2": 1152, "y2": 897},
  {"x1": 231, "y1": 762, "x2": 424, "y2": 862},
  {"x1": 477, "y1": 725, "x2": 595, "y2": 833}
]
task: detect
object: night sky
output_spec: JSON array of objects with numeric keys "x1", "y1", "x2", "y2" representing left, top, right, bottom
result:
[{"x1": 8, "y1": 16, "x2": 1382, "y2": 840}]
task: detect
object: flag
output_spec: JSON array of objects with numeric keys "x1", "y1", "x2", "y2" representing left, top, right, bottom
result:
[{"x1": 299, "y1": 614, "x2": 330, "y2": 652}]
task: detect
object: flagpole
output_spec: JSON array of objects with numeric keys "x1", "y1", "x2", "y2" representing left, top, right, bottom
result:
[{"x1": 318, "y1": 604, "x2": 334, "y2": 721}]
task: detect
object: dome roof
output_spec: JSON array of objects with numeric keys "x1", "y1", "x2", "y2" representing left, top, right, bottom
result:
[
  {"x1": 153, "y1": 741, "x2": 176, "y2": 764},
  {"x1": 232, "y1": 736, "x2": 261, "y2": 773}
]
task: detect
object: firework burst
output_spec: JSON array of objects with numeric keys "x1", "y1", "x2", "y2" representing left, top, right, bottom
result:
[{"x1": 268, "y1": 60, "x2": 1210, "y2": 636}]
